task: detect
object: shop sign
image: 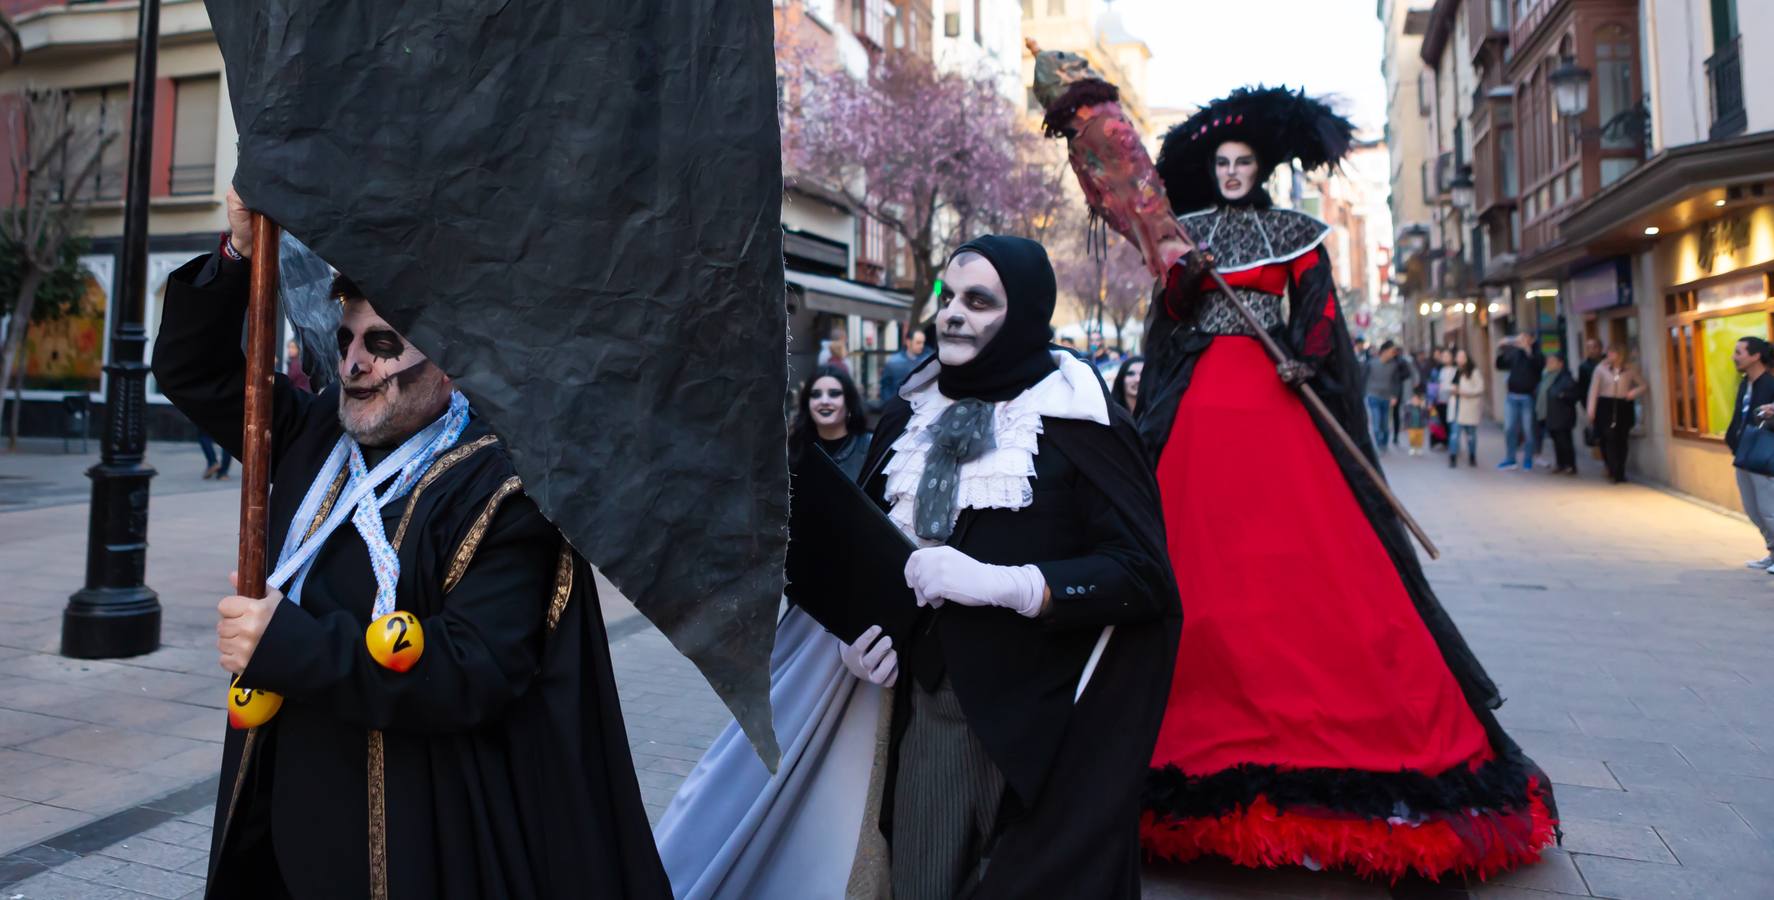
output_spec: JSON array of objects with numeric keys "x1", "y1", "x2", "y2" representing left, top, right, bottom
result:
[
  {"x1": 1570, "y1": 258, "x2": 1631, "y2": 314},
  {"x1": 1695, "y1": 271, "x2": 1769, "y2": 314}
]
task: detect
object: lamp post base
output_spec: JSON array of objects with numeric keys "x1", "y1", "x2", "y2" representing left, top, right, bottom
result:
[{"x1": 62, "y1": 586, "x2": 161, "y2": 659}]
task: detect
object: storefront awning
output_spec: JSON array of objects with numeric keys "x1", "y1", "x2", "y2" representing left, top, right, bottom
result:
[{"x1": 786, "y1": 269, "x2": 911, "y2": 321}]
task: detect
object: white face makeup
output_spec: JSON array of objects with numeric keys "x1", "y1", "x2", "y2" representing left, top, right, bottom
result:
[
  {"x1": 1214, "y1": 140, "x2": 1261, "y2": 202},
  {"x1": 806, "y1": 376, "x2": 848, "y2": 433},
  {"x1": 1123, "y1": 360, "x2": 1143, "y2": 403},
  {"x1": 935, "y1": 252, "x2": 1008, "y2": 368},
  {"x1": 335, "y1": 299, "x2": 454, "y2": 447}
]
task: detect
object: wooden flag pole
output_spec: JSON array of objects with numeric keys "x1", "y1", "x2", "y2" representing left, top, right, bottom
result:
[
  {"x1": 226, "y1": 213, "x2": 285, "y2": 729},
  {"x1": 1198, "y1": 264, "x2": 1441, "y2": 560},
  {"x1": 239, "y1": 215, "x2": 281, "y2": 597}
]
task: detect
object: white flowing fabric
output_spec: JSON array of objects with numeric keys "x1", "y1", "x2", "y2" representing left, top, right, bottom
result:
[{"x1": 654, "y1": 605, "x2": 883, "y2": 900}]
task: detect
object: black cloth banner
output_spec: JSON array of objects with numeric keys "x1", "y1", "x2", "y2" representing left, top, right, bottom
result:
[{"x1": 206, "y1": 0, "x2": 788, "y2": 765}]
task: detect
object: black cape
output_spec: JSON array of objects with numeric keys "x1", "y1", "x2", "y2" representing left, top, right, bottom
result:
[
  {"x1": 1138, "y1": 217, "x2": 1556, "y2": 823},
  {"x1": 857, "y1": 357, "x2": 1182, "y2": 898},
  {"x1": 152, "y1": 254, "x2": 670, "y2": 900}
]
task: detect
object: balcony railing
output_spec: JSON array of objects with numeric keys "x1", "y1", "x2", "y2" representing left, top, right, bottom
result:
[{"x1": 1707, "y1": 36, "x2": 1746, "y2": 140}]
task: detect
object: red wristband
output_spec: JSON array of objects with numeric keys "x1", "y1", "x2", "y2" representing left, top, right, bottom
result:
[{"x1": 220, "y1": 231, "x2": 244, "y2": 261}]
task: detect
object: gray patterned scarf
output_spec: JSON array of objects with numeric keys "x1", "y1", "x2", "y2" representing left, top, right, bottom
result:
[{"x1": 914, "y1": 398, "x2": 996, "y2": 541}]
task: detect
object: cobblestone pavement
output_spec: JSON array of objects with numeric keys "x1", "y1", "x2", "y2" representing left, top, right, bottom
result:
[{"x1": 2, "y1": 435, "x2": 1771, "y2": 899}]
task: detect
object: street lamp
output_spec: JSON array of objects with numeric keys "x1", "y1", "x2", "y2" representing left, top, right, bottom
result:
[
  {"x1": 64, "y1": 0, "x2": 162, "y2": 658},
  {"x1": 1550, "y1": 55, "x2": 1592, "y2": 122},
  {"x1": 1449, "y1": 165, "x2": 1476, "y2": 214}
]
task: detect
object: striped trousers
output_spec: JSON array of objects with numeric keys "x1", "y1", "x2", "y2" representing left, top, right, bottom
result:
[{"x1": 890, "y1": 677, "x2": 1007, "y2": 900}]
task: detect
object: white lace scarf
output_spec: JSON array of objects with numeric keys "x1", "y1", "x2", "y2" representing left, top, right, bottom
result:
[{"x1": 884, "y1": 351, "x2": 1110, "y2": 547}]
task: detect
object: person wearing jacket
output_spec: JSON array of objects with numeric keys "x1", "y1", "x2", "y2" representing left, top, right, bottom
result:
[
  {"x1": 1585, "y1": 345, "x2": 1647, "y2": 484},
  {"x1": 1538, "y1": 354, "x2": 1581, "y2": 475},
  {"x1": 1496, "y1": 333, "x2": 1544, "y2": 470},
  {"x1": 1442, "y1": 348, "x2": 1484, "y2": 468},
  {"x1": 1726, "y1": 336, "x2": 1774, "y2": 572}
]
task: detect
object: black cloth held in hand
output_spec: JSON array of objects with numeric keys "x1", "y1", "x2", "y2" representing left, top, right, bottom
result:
[{"x1": 938, "y1": 235, "x2": 1059, "y2": 402}]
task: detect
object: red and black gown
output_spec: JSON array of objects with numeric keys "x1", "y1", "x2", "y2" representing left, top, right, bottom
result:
[{"x1": 1135, "y1": 205, "x2": 1557, "y2": 881}]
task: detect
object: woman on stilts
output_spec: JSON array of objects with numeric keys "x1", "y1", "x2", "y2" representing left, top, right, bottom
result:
[{"x1": 1135, "y1": 87, "x2": 1558, "y2": 882}]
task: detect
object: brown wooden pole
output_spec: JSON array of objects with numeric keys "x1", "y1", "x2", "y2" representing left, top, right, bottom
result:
[
  {"x1": 238, "y1": 215, "x2": 281, "y2": 597},
  {"x1": 1200, "y1": 266, "x2": 1441, "y2": 560}
]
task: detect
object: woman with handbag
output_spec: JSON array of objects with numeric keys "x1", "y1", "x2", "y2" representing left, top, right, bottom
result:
[
  {"x1": 1726, "y1": 337, "x2": 1774, "y2": 570},
  {"x1": 1585, "y1": 345, "x2": 1647, "y2": 483}
]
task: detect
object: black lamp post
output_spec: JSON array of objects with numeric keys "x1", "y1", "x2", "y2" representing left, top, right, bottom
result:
[{"x1": 63, "y1": 0, "x2": 162, "y2": 659}]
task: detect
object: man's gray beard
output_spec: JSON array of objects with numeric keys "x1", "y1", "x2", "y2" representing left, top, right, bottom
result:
[{"x1": 338, "y1": 383, "x2": 450, "y2": 448}]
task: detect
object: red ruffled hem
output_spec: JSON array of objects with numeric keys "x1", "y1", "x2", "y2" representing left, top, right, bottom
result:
[{"x1": 1140, "y1": 777, "x2": 1558, "y2": 883}]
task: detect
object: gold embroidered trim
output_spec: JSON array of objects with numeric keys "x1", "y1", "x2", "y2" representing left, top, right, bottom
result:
[
  {"x1": 390, "y1": 434, "x2": 500, "y2": 550},
  {"x1": 368, "y1": 729, "x2": 388, "y2": 900},
  {"x1": 548, "y1": 540, "x2": 574, "y2": 635},
  {"x1": 368, "y1": 432, "x2": 493, "y2": 898},
  {"x1": 303, "y1": 466, "x2": 350, "y2": 543},
  {"x1": 441, "y1": 475, "x2": 524, "y2": 593}
]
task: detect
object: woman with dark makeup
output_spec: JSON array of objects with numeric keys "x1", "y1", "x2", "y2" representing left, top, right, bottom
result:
[
  {"x1": 788, "y1": 366, "x2": 872, "y2": 481},
  {"x1": 1134, "y1": 88, "x2": 1555, "y2": 881},
  {"x1": 1111, "y1": 354, "x2": 1145, "y2": 414}
]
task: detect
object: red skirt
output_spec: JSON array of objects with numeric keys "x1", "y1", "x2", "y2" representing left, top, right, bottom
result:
[{"x1": 1143, "y1": 337, "x2": 1553, "y2": 881}]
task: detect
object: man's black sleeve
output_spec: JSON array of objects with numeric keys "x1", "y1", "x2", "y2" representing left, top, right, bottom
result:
[{"x1": 151, "y1": 252, "x2": 325, "y2": 468}]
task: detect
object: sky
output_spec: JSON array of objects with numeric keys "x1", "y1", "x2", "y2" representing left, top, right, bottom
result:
[{"x1": 1115, "y1": 0, "x2": 1390, "y2": 134}]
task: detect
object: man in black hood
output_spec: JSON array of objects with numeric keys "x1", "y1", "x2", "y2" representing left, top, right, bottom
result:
[{"x1": 844, "y1": 235, "x2": 1180, "y2": 899}]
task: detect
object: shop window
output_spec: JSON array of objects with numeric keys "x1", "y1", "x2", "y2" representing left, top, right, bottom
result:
[
  {"x1": 1665, "y1": 275, "x2": 1774, "y2": 439},
  {"x1": 943, "y1": 0, "x2": 960, "y2": 37}
]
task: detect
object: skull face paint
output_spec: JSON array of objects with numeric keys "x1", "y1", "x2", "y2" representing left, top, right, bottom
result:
[
  {"x1": 335, "y1": 299, "x2": 454, "y2": 447},
  {"x1": 934, "y1": 252, "x2": 1009, "y2": 368}
]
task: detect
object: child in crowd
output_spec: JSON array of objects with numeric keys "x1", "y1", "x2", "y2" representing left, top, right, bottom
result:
[{"x1": 1404, "y1": 389, "x2": 1429, "y2": 456}]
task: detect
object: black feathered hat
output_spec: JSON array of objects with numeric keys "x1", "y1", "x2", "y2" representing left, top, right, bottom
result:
[{"x1": 1156, "y1": 86, "x2": 1355, "y2": 214}]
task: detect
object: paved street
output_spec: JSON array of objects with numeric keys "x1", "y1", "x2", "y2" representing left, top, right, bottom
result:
[{"x1": 2, "y1": 433, "x2": 1771, "y2": 899}]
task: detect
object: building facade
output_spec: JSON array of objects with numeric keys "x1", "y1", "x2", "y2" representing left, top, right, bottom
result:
[{"x1": 1387, "y1": 0, "x2": 1774, "y2": 508}]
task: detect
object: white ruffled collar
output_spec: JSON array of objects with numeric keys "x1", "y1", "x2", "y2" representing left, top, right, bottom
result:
[
  {"x1": 885, "y1": 351, "x2": 1109, "y2": 544},
  {"x1": 898, "y1": 350, "x2": 1111, "y2": 425}
]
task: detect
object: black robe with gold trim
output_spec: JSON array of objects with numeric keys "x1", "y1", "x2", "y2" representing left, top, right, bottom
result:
[{"x1": 153, "y1": 253, "x2": 670, "y2": 900}]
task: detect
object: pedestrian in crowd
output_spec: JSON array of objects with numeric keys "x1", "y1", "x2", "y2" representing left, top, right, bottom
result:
[
  {"x1": 817, "y1": 326, "x2": 847, "y2": 369},
  {"x1": 1112, "y1": 354, "x2": 1145, "y2": 414},
  {"x1": 1427, "y1": 347, "x2": 1451, "y2": 449},
  {"x1": 197, "y1": 431, "x2": 233, "y2": 480},
  {"x1": 1361, "y1": 340, "x2": 1405, "y2": 451},
  {"x1": 1353, "y1": 336, "x2": 1370, "y2": 363},
  {"x1": 1391, "y1": 345, "x2": 1418, "y2": 448},
  {"x1": 1575, "y1": 337, "x2": 1604, "y2": 401},
  {"x1": 1403, "y1": 388, "x2": 1428, "y2": 456},
  {"x1": 284, "y1": 339, "x2": 312, "y2": 393},
  {"x1": 825, "y1": 334, "x2": 853, "y2": 377},
  {"x1": 1443, "y1": 348, "x2": 1483, "y2": 468},
  {"x1": 788, "y1": 365, "x2": 873, "y2": 481},
  {"x1": 1586, "y1": 343, "x2": 1647, "y2": 484},
  {"x1": 1540, "y1": 354, "x2": 1581, "y2": 475},
  {"x1": 1496, "y1": 332, "x2": 1544, "y2": 470},
  {"x1": 879, "y1": 327, "x2": 931, "y2": 406},
  {"x1": 1726, "y1": 336, "x2": 1774, "y2": 571}
]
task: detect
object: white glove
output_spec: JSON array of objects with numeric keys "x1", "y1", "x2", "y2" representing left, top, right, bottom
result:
[
  {"x1": 904, "y1": 545, "x2": 1046, "y2": 618},
  {"x1": 839, "y1": 625, "x2": 898, "y2": 687}
]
